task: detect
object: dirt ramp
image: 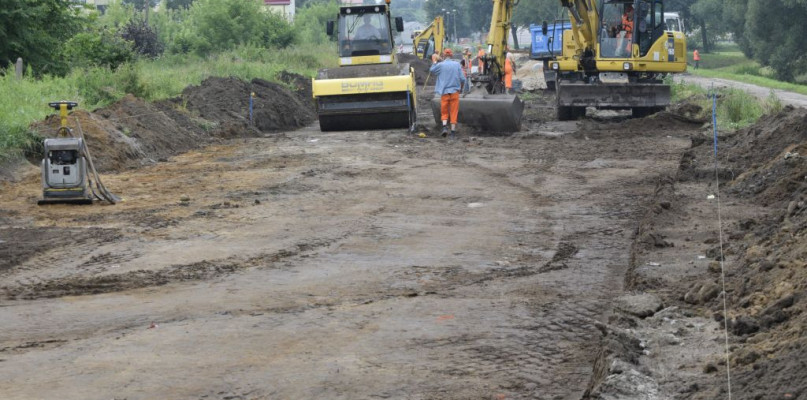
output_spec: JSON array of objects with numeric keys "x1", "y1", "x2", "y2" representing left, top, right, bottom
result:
[
  {"x1": 397, "y1": 53, "x2": 431, "y2": 85},
  {"x1": 182, "y1": 76, "x2": 315, "y2": 133}
]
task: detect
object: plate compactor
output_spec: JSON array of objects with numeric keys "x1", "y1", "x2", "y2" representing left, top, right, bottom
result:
[{"x1": 38, "y1": 101, "x2": 119, "y2": 205}]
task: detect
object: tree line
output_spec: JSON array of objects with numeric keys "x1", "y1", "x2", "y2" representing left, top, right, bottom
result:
[{"x1": 3, "y1": 0, "x2": 805, "y2": 83}]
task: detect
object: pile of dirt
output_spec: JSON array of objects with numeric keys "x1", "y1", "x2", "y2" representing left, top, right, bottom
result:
[
  {"x1": 23, "y1": 72, "x2": 316, "y2": 174},
  {"x1": 30, "y1": 95, "x2": 198, "y2": 173},
  {"x1": 630, "y1": 105, "x2": 807, "y2": 398},
  {"x1": 182, "y1": 76, "x2": 316, "y2": 133},
  {"x1": 515, "y1": 59, "x2": 547, "y2": 91},
  {"x1": 397, "y1": 53, "x2": 432, "y2": 85}
]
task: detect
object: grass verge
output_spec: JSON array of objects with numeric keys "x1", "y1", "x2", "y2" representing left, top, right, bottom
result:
[
  {"x1": 0, "y1": 43, "x2": 336, "y2": 161},
  {"x1": 671, "y1": 79, "x2": 784, "y2": 130},
  {"x1": 688, "y1": 44, "x2": 807, "y2": 96}
]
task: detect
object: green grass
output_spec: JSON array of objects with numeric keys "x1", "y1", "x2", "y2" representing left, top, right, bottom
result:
[
  {"x1": 671, "y1": 80, "x2": 783, "y2": 130},
  {"x1": 0, "y1": 43, "x2": 336, "y2": 161},
  {"x1": 688, "y1": 44, "x2": 807, "y2": 96}
]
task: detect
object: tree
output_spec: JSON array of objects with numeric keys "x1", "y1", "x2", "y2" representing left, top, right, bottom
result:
[
  {"x1": 294, "y1": 0, "x2": 339, "y2": 45},
  {"x1": 0, "y1": 0, "x2": 87, "y2": 76},
  {"x1": 165, "y1": 0, "x2": 196, "y2": 10},
  {"x1": 743, "y1": 0, "x2": 807, "y2": 82},
  {"x1": 121, "y1": 18, "x2": 165, "y2": 58},
  {"x1": 170, "y1": 0, "x2": 296, "y2": 55},
  {"x1": 122, "y1": 0, "x2": 158, "y2": 11},
  {"x1": 511, "y1": 0, "x2": 562, "y2": 29}
]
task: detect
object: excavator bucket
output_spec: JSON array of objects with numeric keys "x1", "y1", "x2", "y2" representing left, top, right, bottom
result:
[
  {"x1": 313, "y1": 64, "x2": 417, "y2": 132},
  {"x1": 431, "y1": 89, "x2": 524, "y2": 133}
]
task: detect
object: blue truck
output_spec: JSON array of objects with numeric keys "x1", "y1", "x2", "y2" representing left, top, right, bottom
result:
[{"x1": 529, "y1": 21, "x2": 571, "y2": 91}]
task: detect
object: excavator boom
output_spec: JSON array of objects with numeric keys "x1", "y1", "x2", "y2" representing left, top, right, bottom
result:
[
  {"x1": 413, "y1": 16, "x2": 444, "y2": 60},
  {"x1": 430, "y1": 0, "x2": 524, "y2": 133}
]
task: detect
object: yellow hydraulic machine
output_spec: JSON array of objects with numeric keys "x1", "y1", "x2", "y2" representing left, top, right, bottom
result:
[
  {"x1": 547, "y1": 0, "x2": 687, "y2": 119},
  {"x1": 430, "y1": 0, "x2": 524, "y2": 132},
  {"x1": 413, "y1": 16, "x2": 445, "y2": 60},
  {"x1": 312, "y1": 0, "x2": 417, "y2": 132}
]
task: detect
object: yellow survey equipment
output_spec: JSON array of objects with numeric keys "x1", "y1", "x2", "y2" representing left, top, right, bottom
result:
[
  {"x1": 312, "y1": 0, "x2": 417, "y2": 132},
  {"x1": 413, "y1": 16, "x2": 444, "y2": 60},
  {"x1": 548, "y1": 0, "x2": 687, "y2": 119}
]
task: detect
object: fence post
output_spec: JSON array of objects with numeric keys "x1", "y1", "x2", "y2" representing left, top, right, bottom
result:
[{"x1": 15, "y1": 58, "x2": 23, "y2": 80}]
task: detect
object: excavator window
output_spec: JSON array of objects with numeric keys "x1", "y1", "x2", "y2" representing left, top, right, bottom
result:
[
  {"x1": 599, "y1": 1, "x2": 634, "y2": 58},
  {"x1": 338, "y1": 11, "x2": 392, "y2": 57}
]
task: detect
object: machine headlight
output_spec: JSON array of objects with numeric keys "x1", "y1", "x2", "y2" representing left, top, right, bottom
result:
[
  {"x1": 346, "y1": 8, "x2": 351, "y2": 14},
  {"x1": 623, "y1": 62, "x2": 632, "y2": 70},
  {"x1": 375, "y1": 7, "x2": 380, "y2": 12},
  {"x1": 552, "y1": 62, "x2": 559, "y2": 70}
]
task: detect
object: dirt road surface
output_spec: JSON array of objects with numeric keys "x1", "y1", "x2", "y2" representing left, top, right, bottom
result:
[{"x1": 0, "y1": 91, "x2": 701, "y2": 399}]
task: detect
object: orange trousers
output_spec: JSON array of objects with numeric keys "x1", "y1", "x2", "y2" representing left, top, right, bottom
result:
[{"x1": 440, "y1": 92, "x2": 460, "y2": 124}]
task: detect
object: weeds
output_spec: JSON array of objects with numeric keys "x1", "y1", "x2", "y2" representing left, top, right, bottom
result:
[{"x1": 0, "y1": 43, "x2": 335, "y2": 161}]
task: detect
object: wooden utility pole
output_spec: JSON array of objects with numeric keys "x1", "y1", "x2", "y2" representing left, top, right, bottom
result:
[{"x1": 15, "y1": 58, "x2": 22, "y2": 80}]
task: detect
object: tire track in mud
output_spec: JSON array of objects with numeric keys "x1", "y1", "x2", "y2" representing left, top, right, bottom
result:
[{"x1": 1, "y1": 208, "x2": 385, "y2": 300}]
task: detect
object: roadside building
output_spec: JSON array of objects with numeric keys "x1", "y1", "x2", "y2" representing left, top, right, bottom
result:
[{"x1": 264, "y1": 0, "x2": 295, "y2": 22}]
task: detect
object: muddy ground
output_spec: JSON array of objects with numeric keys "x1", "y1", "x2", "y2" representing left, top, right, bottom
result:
[{"x1": 1, "y1": 69, "x2": 804, "y2": 399}]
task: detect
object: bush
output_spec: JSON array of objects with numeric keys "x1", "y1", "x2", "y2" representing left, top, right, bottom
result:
[
  {"x1": 75, "y1": 63, "x2": 149, "y2": 106},
  {"x1": 719, "y1": 88, "x2": 763, "y2": 126},
  {"x1": 169, "y1": 0, "x2": 297, "y2": 56},
  {"x1": 65, "y1": 27, "x2": 134, "y2": 69},
  {"x1": 121, "y1": 19, "x2": 165, "y2": 58},
  {"x1": 294, "y1": 0, "x2": 339, "y2": 45}
]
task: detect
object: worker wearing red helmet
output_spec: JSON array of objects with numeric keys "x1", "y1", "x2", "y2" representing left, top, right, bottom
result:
[{"x1": 429, "y1": 48, "x2": 464, "y2": 138}]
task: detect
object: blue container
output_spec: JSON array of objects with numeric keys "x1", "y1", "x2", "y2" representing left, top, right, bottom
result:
[{"x1": 529, "y1": 22, "x2": 571, "y2": 60}]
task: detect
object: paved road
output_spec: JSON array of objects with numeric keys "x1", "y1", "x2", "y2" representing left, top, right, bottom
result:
[{"x1": 676, "y1": 73, "x2": 807, "y2": 108}]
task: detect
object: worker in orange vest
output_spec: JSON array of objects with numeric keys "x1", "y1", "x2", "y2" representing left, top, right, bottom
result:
[
  {"x1": 503, "y1": 52, "x2": 516, "y2": 94},
  {"x1": 693, "y1": 48, "x2": 700, "y2": 69},
  {"x1": 477, "y1": 46, "x2": 485, "y2": 74},
  {"x1": 618, "y1": 4, "x2": 634, "y2": 56}
]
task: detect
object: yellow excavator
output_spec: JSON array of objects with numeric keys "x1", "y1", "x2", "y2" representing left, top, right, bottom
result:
[
  {"x1": 430, "y1": 0, "x2": 524, "y2": 132},
  {"x1": 548, "y1": 0, "x2": 687, "y2": 119},
  {"x1": 312, "y1": 0, "x2": 417, "y2": 132},
  {"x1": 413, "y1": 16, "x2": 445, "y2": 60}
]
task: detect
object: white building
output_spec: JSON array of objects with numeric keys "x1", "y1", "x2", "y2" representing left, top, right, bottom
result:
[{"x1": 264, "y1": 0, "x2": 295, "y2": 22}]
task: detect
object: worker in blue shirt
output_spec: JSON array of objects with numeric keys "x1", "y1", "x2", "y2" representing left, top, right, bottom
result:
[{"x1": 430, "y1": 48, "x2": 464, "y2": 138}]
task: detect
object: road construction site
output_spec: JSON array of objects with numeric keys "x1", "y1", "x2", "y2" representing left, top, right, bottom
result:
[{"x1": 0, "y1": 61, "x2": 805, "y2": 399}]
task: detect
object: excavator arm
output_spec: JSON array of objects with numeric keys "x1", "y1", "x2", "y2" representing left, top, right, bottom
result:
[
  {"x1": 478, "y1": 0, "x2": 517, "y2": 93},
  {"x1": 413, "y1": 16, "x2": 444, "y2": 60},
  {"x1": 430, "y1": 0, "x2": 524, "y2": 132}
]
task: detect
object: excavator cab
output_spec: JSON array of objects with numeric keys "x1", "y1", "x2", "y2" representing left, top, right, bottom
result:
[{"x1": 599, "y1": 0, "x2": 666, "y2": 58}]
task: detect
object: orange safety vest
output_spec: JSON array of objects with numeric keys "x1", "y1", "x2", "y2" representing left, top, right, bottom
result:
[
  {"x1": 622, "y1": 14, "x2": 633, "y2": 35},
  {"x1": 693, "y1": 50, "x2": 700, "y2": 61},
  {"x1": 478, "y1": 49, "x2": 485, "y2": 71},
  {"x1": 504, "y1": 57, "x2": 513, "y2": 88}
]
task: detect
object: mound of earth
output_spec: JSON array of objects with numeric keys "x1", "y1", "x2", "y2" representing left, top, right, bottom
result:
[
  {"x1": 182, "y1": 76, "x2": 316, "y2": 133},
  {"x1": 21, "y1": 72, "x2": 316, "y2": 174},
  {"x1": 397, "y1": 53, "x2": 431, "y2": 85},
  {"x1": 626, "y1": 104, "x2": 806, "y2": 399},
  {"x1": 680, "y1": 105, "x2": 807, "y2": 208}
]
